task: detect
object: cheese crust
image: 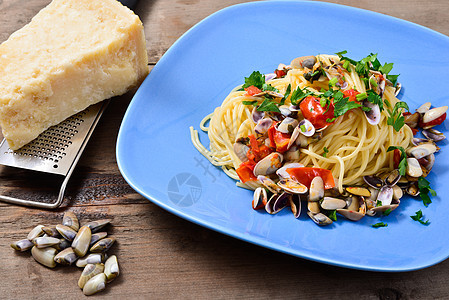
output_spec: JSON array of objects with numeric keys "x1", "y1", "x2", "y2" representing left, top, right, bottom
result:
[{"x1": 0, "y1": 0, "x2": 149, "y2": 149}]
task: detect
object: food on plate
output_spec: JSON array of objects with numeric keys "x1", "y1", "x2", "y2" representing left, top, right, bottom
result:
[
  {"x1": 0, "y1": 0, "x2": 149, "y2": 150},
  {"x1": 190, "y1": 52, "x2": 445, "y2": 225}
]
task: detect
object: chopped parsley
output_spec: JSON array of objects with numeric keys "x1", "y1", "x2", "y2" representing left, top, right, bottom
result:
[
  {"x1": 300, "y1": 124, "x2": 306, "y2": 132},
  {"x1": 410, "y1": 209, "x2": 430, "y2": 225},
  {"x1": 242, "y1": 71, "x2": 265, "y2": 89},
  {"x1": 280, "y1": 84, "x2": 291, "y2": 106},
  {"x1": 383, "y1": 208, "x2": 392, "y2": 216},
  {"x1": 242, "y1": 100, "x2": 258, "y2": 106},
  {"x1": 257, "y1": 97, "x2": 281, "y2": 113},
  {"x1": 387, "y1": 146, "x2": 408, "y2": 176},
  {"x1": 323, "y1": 147, "x2": 329, "y2": 158},
  {"x1": 418, "y1": 177, "x2": 437, "y2": 207},
  {"x1": 372, "y1": 222, "x2": 388, "y2": 228},
  {"x1": 324, "y1": 209, "x2": 337, "y2": 221},
  {"x1": 366, "y1": 90, "x2": 383, "y2": 111},
  {"x1": 386, "y1": 101, "x2": 409, "y2": 132},
  {"x1": 290, "y1": 86, "x2": 314, "y2": 105}
]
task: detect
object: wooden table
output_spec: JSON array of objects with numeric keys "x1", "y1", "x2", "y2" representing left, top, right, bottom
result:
[{"x1": 0, "y1": 0, "x2": 448, "y2": 298}]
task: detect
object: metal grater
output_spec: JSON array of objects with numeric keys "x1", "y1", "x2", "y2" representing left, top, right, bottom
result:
[{"x1": 0, "y1": 100, "x2": 109, "y2": 208}]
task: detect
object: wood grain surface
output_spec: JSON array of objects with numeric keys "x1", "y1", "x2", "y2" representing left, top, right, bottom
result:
[{"x1": 0, "y1": 0, "x2": 448, "y2": 299}]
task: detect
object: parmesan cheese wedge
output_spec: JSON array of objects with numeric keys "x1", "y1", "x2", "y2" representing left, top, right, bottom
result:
[{"x1": 0, "y1": 0, "x2": 149, "y2": 150}]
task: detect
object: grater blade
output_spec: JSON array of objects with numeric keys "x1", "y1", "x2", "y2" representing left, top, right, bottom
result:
[{"x1": 0, "y1": 100, "x2": 109, "y2": 208}]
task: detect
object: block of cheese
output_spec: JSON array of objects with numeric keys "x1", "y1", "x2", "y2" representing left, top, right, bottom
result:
[{"x1": 0, "y1": 0, "x2": 149, "y2": 150}]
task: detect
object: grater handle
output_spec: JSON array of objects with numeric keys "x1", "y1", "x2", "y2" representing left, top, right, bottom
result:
[{"x1": 0, "y1": 175, "x2": 69, "y2": 208}]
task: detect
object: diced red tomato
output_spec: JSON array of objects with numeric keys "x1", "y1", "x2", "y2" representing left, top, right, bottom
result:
[
  {"x1": 275, "y1": 69, "x2": 287, "y2": 78},
  {"x1": 244, "y1": 85, "x2": 262, "y2": 96},
  {"x1": 267, "y1": 124, "x2": 291, "y2": 153},
  {"x1": 246, "y1": 135, "x2": 272, "y2": 163},
  {"x1": 419, "y1": 112, "x2": 446, "y2": 128},
  {"x1": 299, "y1": 96, "x2": 335, "y2": 129},
  {"x1": 286, "y1": 167, "x2": 335, "y2": 189},
  {"x1": 236, "y1": 160, "x2": 257, "y2": 183},
  {"x1": 393, "y1": 149, "x2": 401, "y2": 169},
  {"x1": 343, "y1": 89, "x2": 360, "y2": 103}
]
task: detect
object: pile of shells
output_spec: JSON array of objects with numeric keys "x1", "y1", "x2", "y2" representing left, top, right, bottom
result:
[{"x1": 10, "y1": 212, "x2": 119, "y2": 296}]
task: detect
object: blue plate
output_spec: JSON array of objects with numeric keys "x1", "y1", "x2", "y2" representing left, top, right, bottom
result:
[{"x1": 116, "y1": 1, "x2": 449, "y2": 271}]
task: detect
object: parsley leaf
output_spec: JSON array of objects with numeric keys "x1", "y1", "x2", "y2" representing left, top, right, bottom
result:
[
  {"x1": 418, "y1": 177, "x2": 436, "y2": 207},
  {"x1": 372, "y1": 222, "x2": 388, "y2": 228},
  {"x1": 323, "y1": 147, "x2": 329, "y2": 158},
  {"x1": 379, "y1": 62, "x2": 394, "y2": 75},
  {"x1": 335, "y1": 50, "x2": 348, "y2": 57},
  {"x1": 257, "y1": 98, "x2": 281, "y2": 113},
  {"x1": 290, "y1": 86, "x2": 314, "y2": 105},
  {"x1": 383, "y1": 208, "x2": 392, "y2": 216},
  {"x1": 262, "y1": 83, "x2": 278, "y2": 92},
  {"x1": 242, "y1": 100, "x2": 258, "y2": 106},
  {"x1": 324, "y1": 209, "x2": 337, "y2": 221},
  {"x1": 387, "y1": 101, "x2": 409, "y2": 132},
  {"x1": 366, "y1": 90, "x2": 383, "y2": 111},
  {"x1": 242, "y1": 71, "x2": 265, "y2": 89},
  {"x1": 386, "y1": 74, "x2": 400, "y2": 87},
  {"x1": 410, "y1": 209, "x2": 430, "y2": 225},
  {"x1": 333, "y1": 91, "x2": 362, "y2": 118},
  {"x1": 387, "y1": 146, "x2": 408, "y2": 176},
  {"x1": 280, "y1": 84, "x2": 291, "y2": 106}
]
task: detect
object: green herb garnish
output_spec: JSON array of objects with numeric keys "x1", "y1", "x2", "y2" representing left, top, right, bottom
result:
[
  {"x1": 323, "y1": 147, "x2": 329, "y2": 158},
  {"x1": 387, "y1": 146, "x2": 408, "y2": 176},
  {"x1": 242, "y1": 100, "x2": 258, "y2": 106},
  {"x1": 242, "y1": 71, "x2": 265, "y2": 89},
  {"x1": 290, "y1": 86, "x2": 314, "y2": 105},
  {"x1": 386, "y1": 101, "x2": 409, "y2": 132},
  {"x1": 257, "y1": 97, "x2": 281, "y2": 113},
  {"x1": 372, "y1": 222, "x2": 388, "y2": 228},
  {"x1": 418, "y1": 177, "x2": 437, "y2": 207},
  {"x1": 410, "y1": 209, "x2": 430, "y2": 225}
]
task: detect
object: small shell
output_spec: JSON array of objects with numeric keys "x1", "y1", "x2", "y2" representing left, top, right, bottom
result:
[
  {"x1": 422, "y1": 106, "x2": 448, "y2": 123},
  {"x1": 309, "y1": 176, "x2": 324, "y2": 201},
  {"x1": 277, "y1": 178, "x2": 308, "y2": 194},
  {"x1": 307, "y1": 212, "x2": 333, "y2": 226},
  {"x1": 406, "y1": 157, "x2": 423, "y2": 178},
  {"x1": 394, "y1": 82, "x2": 402, "y2": 96},
  {"x1": 31, "y1": 246, "x2": 57, "y2": 268},
  {"x1": 84, "y1": 219, "x2": 111, "y2": 233},
  {"x1": 412, "y1": 138, "x2": 430, "y2": 146},
  {"x1": 76, "y1": 253, "x2": 107, "y2": 268},
  {"x1": 62, "y1": 211, "x2": 80, "y2": 231},
  {"x1": 403, "y1": 112, "x2": 420, "y2": 128},
  {"x1": 289, "y1": 195, "x2": 302, "y2": 218},
  {"x1": 233, "y1": 142, "x2": 249, "y2": 163},
  {"x1": 253, "y1": 152, "x2": 283, "y2": 176},
  {"x1": 53, "y1": 238, "x2": 71, "y2": 251},
  {"x1": 345, "y1": 187, "x2": 371, "y2": 197},
  {"x1": 27, "y1": 225, "x2": 45, "y2": 241},
  {"x1": 377, "y1": 186, "x2": 393, "y2": 206},
  {"x1": 320, "y1": 197, "x2": 346, "y2": 210},
  {"x1": 392, "y1": 185, "x2": 403, "y2": 200},
  {"x1": 363, "y1": 100, "x2": 381, "y2": 125},
  {"x1": 251, "y1": 107, "x2": 265, "y2": 123},
  {"x1": 291, "y1": 55, "x2": 316, "y2": 69},
  {"x1": 90, "y1": 237, "x2": 116, "y2": 253},
  {"x1": 407, "y1": 143, "x2": 437, "y2": 159},
  {"x1": 363, "y1": 175, "x2": 383, "y2": 189},
  {"x1": 406, "y1": 182, "x2": 420, "y2": 197},
  {"x1": 416, "y1": 102, "x2": 431, "y2": 114},
  {"x1": 337, "y1": 197, "x2": 366, "y2": 221},
  {"x1": 308, "y1": 201, "x2": 321, "y2": 214},
  {"x1": 422, "y1": 128, "x2": 446, "y2": 142},
  {"x1": 283, "y1": 146, "x2": 301, "y2": 161},
  {"x1": 419, "y1": 153, "x2": 435, "y2": 172},
  {"x1": 32, "y1": 236, "x2": 61, "y2": 248},
  {"x1": 83, "y1": 273, "x2": 107, "y2": 296},
  {"x1": 42, "y1": 226, "x2": 62, "y2": 238},
  {"x1": 104, "y1": 255, "x2": 120, "y2": 282},
  {"x1": 90, "y1": 232, "x2": 108, "y2": 247},
  {"x1": 276, "y1": 117, "x2": 298, "y2": 134},
  {"x1": 79, "y1": 263, "x2": 105, "y2": 289},
  {"x1": 257, "y1": 175, "x2": 281, "y2": 194},
  {"x1": 384, "y1": 169, "x2": 401, "y2": 186},
  {"x1": 54, "y1": 247, "x2": 78, "y2": 265},
  {"x1": 11, "y1": 239, "x2": 34, "y2": 252},
  {"x1": 254, "y1": 118, "x2": 273, "y2": 135},
  {"x1": 279, "y1": 105, "x2": 297, "y2": 118},
  {"x1": 276, "y1": 163, "x2": 304, "y2": 179},
  {"x1": 56, "y1": 224, "x2": 78, "y2": 242},
  {"x1": 72, "y1": 226, "x2": 92, "y2": 257},
  {"x1": 297, "y1": 119, "x2": 316, "y2": 137}
]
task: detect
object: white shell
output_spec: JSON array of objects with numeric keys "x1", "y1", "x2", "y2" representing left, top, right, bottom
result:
[
  {"x1": 423, "y1": 106, "x2": 448, "y2": 123},
  {"x1": 253, "y1": 152, "x2": 283, "y2": 176},
  {"x1": 276, "y1": 163, "x2": 304, "y2": 179},
  {"x1": 406, "y1": 157, "x2": 423, "y2": 178},
  {"x1": 406, "y1": 143, "x2": 437, "y2": 159},
  {"x1": 416, "y1": 102, "x2": 431, "y2": 114}
]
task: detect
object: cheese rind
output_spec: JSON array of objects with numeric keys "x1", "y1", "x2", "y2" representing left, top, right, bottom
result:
[{"x1": 0, "y1": 0, "x2": 149, "y2": 150}]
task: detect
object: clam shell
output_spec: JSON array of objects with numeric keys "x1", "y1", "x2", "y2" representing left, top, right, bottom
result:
[
  {"x1": 276, "y1": 163, "x2": 304, "y2": 179},
  {"x1": 27, "y1": 225, "x2": 45, "y2": 241},
  {"x1": 252, "y1": 187, "x2": 267, "y2": 210},
  {"x1": 76, "y1": 253, "x2": 106, "y2": 268},
  {"x1": 62, "y1": 211, "x2": 80, "y2": 231},
  {"x1": 406, "y1": 157, "x2": 423, "y2": 178},
  {"x1": 90, "y1": 232, "x2": 108, "y2": 247},
  {"x1": 423, "y1": 106, "x2": 448, "y2": 123},
  {"x1": 31, "y1": 246, "x2": 57, "y2": 268},
  {"x1": 416, "y1": 102, "x2": 431, "y2": 114},
  {"x1": 84, "y1": 219, "x2": 111, "y2": 233},
  {"x1": 309, "y1": 176, "x2": 324, "y2": 201},
  {"x1": 289, "y1": 195, "x2": 302, "y2": 218},
  {"x1": 253, "y1": 152, "x2": 283, "y2": 176},
  {"x1": 277, "y1": 178, "x2": 308, "y2": 194},
  {"x1": 72, "y1": 226, "x2": 92, "y2": 257},
  {"x1": 79, "y1": 263, "x2": 105, "y2": 289},
  {"x1": 32, "y1": 236, "x2": 61, "y2": 248},
  {"x1": 54, "y1": 247, "x2": 78, "y2": 265},
  {"x1": 11, "y1": 239, "x2": 34, "y2": 252},
  {"x1": 307, "y1": 212, "x2": 333, "y2": 226},
  {"x1": 42, "y1": 226, "x2": 61, "y2": 238},
  {"x1": 90, "y1": 237, "x2": 116, "y2": 253},
  {"x1": 320, "y1": 197, "x2": 346, "y2": 210},
  {"x1": 257, "y1": 175, "x2": 281, "y2": 194},
  {"x1": 83, "y1": 273, "x2": 107, "y2": 296},
  {"x1": 104, "y1": 255, "x2": 120, "y2": 282},
  {"x1": 56, "y1": 224, "x2": 78, "y2": 242}
]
